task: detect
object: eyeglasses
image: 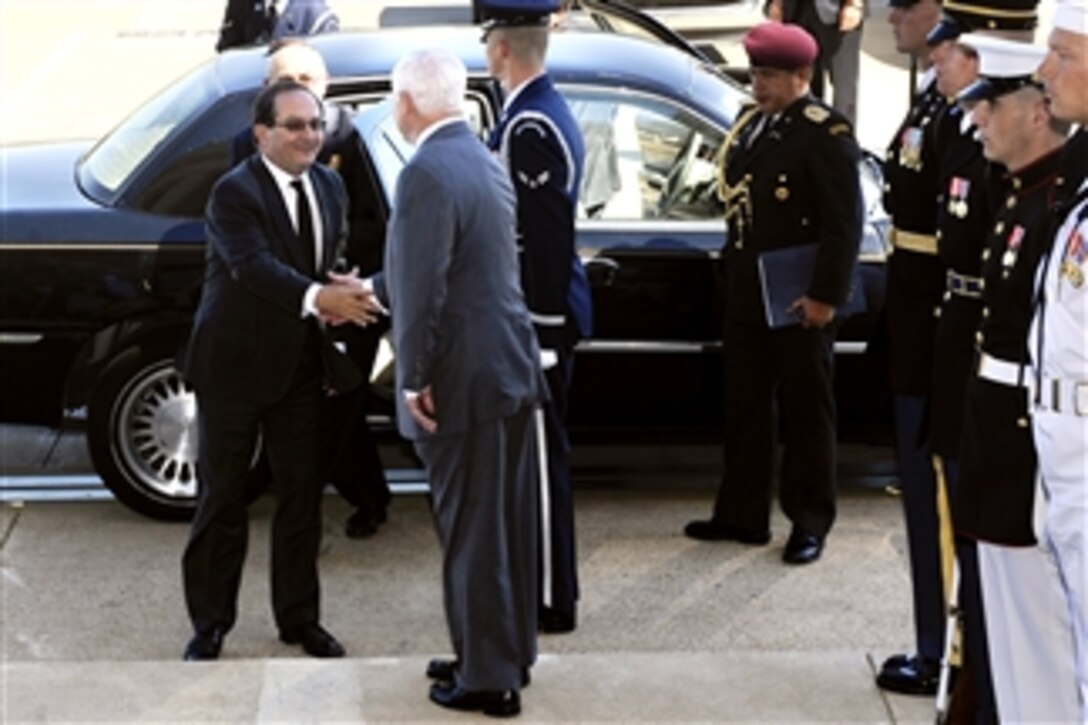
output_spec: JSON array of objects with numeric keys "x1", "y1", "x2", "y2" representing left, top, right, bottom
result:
[{"x1": 274, "y1": 118, "x2": 325, "y2": 132}]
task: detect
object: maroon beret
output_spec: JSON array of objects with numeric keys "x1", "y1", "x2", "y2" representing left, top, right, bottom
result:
[{"x1": 743, "y1": 22, "x2": 819, "y2": 70}]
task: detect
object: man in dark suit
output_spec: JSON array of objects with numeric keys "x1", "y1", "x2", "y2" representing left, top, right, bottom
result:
[
  {"x1": 233, "y1": 40, "x2": 392, "y2": 540},
  {"x1": 215, "y1": 0, "x2": 277, "y2": 52},
  {"x1": 482, "y1": 0, "x2": 589, "y2": 635},
  {"x1": 377, "y1": 48, "x2": 547, "y2": 717},
  {"x1": 180, "y1": 80, "x2": 377, "y2": 662},
  {"x1": 684, "y1": 22, "x2": 862, "y2": 565}
]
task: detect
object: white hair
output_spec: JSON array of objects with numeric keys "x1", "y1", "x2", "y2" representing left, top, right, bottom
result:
[{"x1": 391, "y1": 49, "x2": 466, "y2": 117}]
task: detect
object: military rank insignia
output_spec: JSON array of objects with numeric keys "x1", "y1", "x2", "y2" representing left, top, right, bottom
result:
[
  {"x1": 947, "y1": 177, "x2": 970, "y2": 218},
  {"x1": 1061, "y1": 227, "x2": 1086, "y2": 289},
  {"x1": 1002, "y1": 224, "x2": 1024, "y2": 271},
  {"x1": 899, "y1": 127, "x2": 924, "y2": 171}
]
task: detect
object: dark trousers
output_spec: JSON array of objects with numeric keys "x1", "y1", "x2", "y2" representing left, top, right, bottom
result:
[
  {"x1": 793, "y1": 2, "x2": 862, "y2": 127},
  {"x1": 943, "y1": 459, "x2": 998, "y2": 724},
  {"x1": 540, "y1": 349, "x2": 578, "y2": 616},
  {"x1": 415, "y1": 405, "x2": 540, "y2": 692},
  {"x1": 892, "y1": 395, "x2": 945, "y2": 661},
  {"x1": 713, "y1": 322, "x2": 837, "y2": 538},
  {"x1": 323, "y1": 323, "x2": 390, "y2": 515},
  {"x1": 183, "y1": 354, "x2": 324, "y2": 635}
]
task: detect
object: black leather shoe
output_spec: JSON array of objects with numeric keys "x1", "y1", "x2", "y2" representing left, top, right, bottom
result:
[
  {"x1": 684, "y1": 519, "x2": 772, "y2": 544},
  {"x1": 426, "y1": 658, "x2": 531, "y2": 687},
  {"x1": 183, "y1": 628, "x2": 225, "y2": 661},
  {"x1": 782, "y1": 528, "x2": 823, "y2": 564},
  {"x1": 429, "y1": 681, "x2": 520, "y2": 717},
  {"x1": 876, "y1": 653, "x2": 941, "y2": 695},
  {"x1": 539, "y1": 606, "x2": 576, "y2": 634},
  {"x1": 345, "y1": 509, "x2": 378, "y2": 539},
  {"x1": 279, "y1": 623, "x2": 345, "y2": 658}
]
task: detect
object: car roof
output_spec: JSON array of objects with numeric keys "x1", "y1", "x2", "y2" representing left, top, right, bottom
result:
[{"x1": 211, "y1": 26, "x2": 711, "y2": 110}]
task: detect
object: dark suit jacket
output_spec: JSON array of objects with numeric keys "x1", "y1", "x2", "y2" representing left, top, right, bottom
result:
[
  {"x1": 383, "y1": 121, "x2": 546, "y2": 440},
  {"x1": 182, "y1": 155, "x2": 355, "y2": 404}
]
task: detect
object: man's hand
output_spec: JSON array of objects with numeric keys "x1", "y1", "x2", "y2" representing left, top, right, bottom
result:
[
  {"x1": 788, "y1": 296, "x2": 836, "y2": 329},
  {"x1": 405, "y1": 387, "x2": 437, "y2": 434},
  {"x1": 839, "y1": 3, "x2": 863, "y2": 31},
  {"x1": 315, "y1": 283, "x2": 379, "y2": 327}
]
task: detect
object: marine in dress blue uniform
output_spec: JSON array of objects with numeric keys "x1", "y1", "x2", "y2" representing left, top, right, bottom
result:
[
  {"x1": 951, "y1": 35, "x2": 1074, "y2": 721},
  {"x1": 684, "y1": 23, "x2": 862, "y2": 566},
  {"x1": 480, "y1": 0, "x2": 591, "y2": 634}
]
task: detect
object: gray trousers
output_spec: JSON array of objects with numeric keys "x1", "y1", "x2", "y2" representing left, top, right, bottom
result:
[{"x1": 415, "y1": 404, "x2": 540, "y2": 692}]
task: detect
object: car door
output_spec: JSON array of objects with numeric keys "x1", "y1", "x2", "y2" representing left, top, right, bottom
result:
[{"x1": 560, "y1": 85, "x2": 728, "y2": 432}]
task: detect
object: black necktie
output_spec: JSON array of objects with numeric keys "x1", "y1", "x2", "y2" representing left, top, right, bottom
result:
[{"x1": 290, "y1": 179, "x2": 317, "y2": 272}]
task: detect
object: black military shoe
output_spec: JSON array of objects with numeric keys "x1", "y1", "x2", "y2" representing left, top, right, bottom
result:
[
  {"x1": 429, "y1": 681, "x2": 520, "y2": 717},
  {"x1": 183, "y1": 627, "x2": 225, "y2": 661},
  {"x1": 539, "y1": 606, "x2": 576, "y2": 634},
  {"x1": 684, "y1": 519, "x2": 772, "y2": 544},
  {"x1": 345, "y1": 508, "x2": 379, "y2": 539},
  {"x1": 876, "y1": 653, "x2": 941, "y2": 695},
  {"x1": 782, "y1": 528, "x2": 823, "y2": 564}
]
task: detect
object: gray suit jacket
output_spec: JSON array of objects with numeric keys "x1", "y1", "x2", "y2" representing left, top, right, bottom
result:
[{"x1": 383, "y1": 120, "x2": 547, "y2": 440}]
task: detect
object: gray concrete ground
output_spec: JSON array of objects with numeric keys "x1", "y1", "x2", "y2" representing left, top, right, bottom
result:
[{"x1": 1, "y1": 479, "x2": 935, "y2": 722}]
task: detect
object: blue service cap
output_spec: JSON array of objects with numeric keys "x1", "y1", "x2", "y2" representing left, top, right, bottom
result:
[
  {"x1": 926, "y1": 14, "x2": 968, "y2": 44},
  {"x1": 475, "y1": 0, "x2": 559, "y2": 27}
]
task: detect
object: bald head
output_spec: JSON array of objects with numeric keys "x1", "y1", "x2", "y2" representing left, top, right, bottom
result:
[{"x1": 266, "y1": 41, "x2": 329, "y2": 99}]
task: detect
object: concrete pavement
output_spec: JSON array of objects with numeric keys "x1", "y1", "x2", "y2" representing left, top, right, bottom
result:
[{"x1": 2, "y1": 483, "x2": 935, "y2": 722}]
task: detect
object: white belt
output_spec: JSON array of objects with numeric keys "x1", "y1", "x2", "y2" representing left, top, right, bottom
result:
[
  {"x1": 977, "y1": 353, "x2": 1028, "y2": 388},
  {"x1": 1035, "y1": 376, "x2": 1088, "y2": 416}
]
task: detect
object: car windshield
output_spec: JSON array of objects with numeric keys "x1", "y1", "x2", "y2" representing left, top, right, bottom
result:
[{"x1": 81, "y1": 65, "x2": 218, "y2": 197}]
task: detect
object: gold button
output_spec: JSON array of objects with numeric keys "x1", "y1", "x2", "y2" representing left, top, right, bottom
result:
[
  {"x1": 1017, "y1": 417, "x2": 1029, "y2": 428},
  {"x1": 936, "y1": 230, "x2": 943, "y2": 239},
  {"x1": 943, "y1": 291, "x2": 952, "y2": 301},
  {"x1": 981, "y1": 248, "x2": 991, "y2": 261},
  {"x1": 1007, "y1": 195, "x2": 1016, "y2": 208},
  {"x1": 935, "y1": 307, "x2": 942, "y2": 318},
  {"x1": 979, "y1": 279, "x2": 986, "y2": 290},
  {"x1": 994, "y1": 222, "x2": 1005, "y2": 235},
  {"x1": 884, "y1": 183, "x2": 891, "y2": 192},
  {"x1": 778, "y1": 174, "x2": 788, "y2": 182},
  {"x1": 976, "y1": 331, "x2": 984, "y2": 344},
  {"x1": 983, "y1": 307, "x2": 990, "y2": 318}
]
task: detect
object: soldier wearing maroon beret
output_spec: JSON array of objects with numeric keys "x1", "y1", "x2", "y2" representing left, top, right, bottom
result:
[{"x1": 685, "y1": 22, "x2": 863, "y2": 568}]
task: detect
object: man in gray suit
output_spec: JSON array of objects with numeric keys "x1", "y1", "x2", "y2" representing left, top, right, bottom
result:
[{"x1": 377, "y1": 48, "x2": 546, "y2": 717}]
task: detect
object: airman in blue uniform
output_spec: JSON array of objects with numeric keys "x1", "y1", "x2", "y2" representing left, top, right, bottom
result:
[{"x1": 479, "y1": 0, "x2": 590, "y2": 634}]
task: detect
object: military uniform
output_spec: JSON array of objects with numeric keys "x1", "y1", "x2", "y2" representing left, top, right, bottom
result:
[
  {"x1": 878, "y1": 74, "x2": 949, "y2": 683},
  {"x1": 711, "y1": 94, "x2": 861, "y2": 543},
  {"x1": 1028, "y1": 124, "x2": 1088, "y2": 722},
  {"x1": 490, "y1": 72, "x2": 589, "y2": 627}
]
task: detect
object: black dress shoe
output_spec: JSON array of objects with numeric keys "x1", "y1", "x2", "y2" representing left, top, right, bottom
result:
[
  {"x1": 539, "y1": 606, "x2": 576, "y2": 634},
  {"x1": 345, "y1": 509, "x2": 378, "y2": 539},
  {"x1": 429, "y1": 681, "x2": 520, "y2": 717},
  {"x1": 684, "y1": 519, "x2": 772, "y2": 544},
  {"x1": 876, "y1": 653, "x2": 941, "y2": 695},
  {"x1": 426, "y1": 658, "x2": 531, "y2": 687},
  {"x1": 183, "y1": 628, "x2": 225, "y2": 661},
  {"x1": 782, "y1": 528, "x2": 823, "y2": 564},
  {"x1": 279, "y1": 623, "x2": 345, "y2": 658}
]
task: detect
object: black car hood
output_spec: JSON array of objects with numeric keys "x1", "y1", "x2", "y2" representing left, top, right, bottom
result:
[{"x1": 0, "y1": 142, "x2": 203, "y2": 244}]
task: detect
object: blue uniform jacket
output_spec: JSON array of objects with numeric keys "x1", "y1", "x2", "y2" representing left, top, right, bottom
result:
[{"x1": 489, "y1": 73, "x2": 592, "y2": 350}]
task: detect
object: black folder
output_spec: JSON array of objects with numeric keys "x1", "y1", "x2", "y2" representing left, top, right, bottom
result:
[{"x1": 757, "y1": 243, "x2": 865, "y2": 329}]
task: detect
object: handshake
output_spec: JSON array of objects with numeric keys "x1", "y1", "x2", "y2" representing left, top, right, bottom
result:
[{"x1": 315, "y1": 268, "x2": 388, "y2": 327}]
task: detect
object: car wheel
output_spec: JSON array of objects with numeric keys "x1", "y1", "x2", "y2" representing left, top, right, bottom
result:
[{"x1": 87, "y1": 348, "x2": 199, "y2": 521}]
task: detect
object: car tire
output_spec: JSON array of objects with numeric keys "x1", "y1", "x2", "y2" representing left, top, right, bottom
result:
[{"x1": 87, "y1": 347, "x2": 200, "y2": 521}]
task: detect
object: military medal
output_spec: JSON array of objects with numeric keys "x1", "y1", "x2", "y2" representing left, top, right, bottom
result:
[
  {"x1": 947, "y1": 177, "x2": 970, "y2": 218},
  {"x1": 1002, "y1": 224, "x2": 1024, "y2": 269},
  {"x1": 1061, "y1": 227, "x2": 1086, "y2": 288},
  {"x1": 899, "y1": 127, "x2": 923, "y2": 170}
]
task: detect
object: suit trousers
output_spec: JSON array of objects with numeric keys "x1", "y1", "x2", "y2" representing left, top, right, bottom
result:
[
  {"x1": 892, "y1": 395, "x2": 945, "y2": 661},
  {"x1": 793, "y1": 1, "x2": 861, "y2": 127},
  {"x1": 713, "y1": 322, "x2": 837, "y2": 538},
  {"x1": 183, "y1": 351, "x2": 324, "y2": 636},
  {"x1": 415, "y1": 405, "x2": 540, "y2": 692},
  {"x1": 540, "y1": 348, "x2": 578, "y2": 616}
]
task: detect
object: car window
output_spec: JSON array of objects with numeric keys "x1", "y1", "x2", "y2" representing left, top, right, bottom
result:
[
  {"x1": 82, "y1": 66, "x2": 219, "y2": 197},
  {"x1": 562, "y1": 88, "x2": 724, "y2": 222}
]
